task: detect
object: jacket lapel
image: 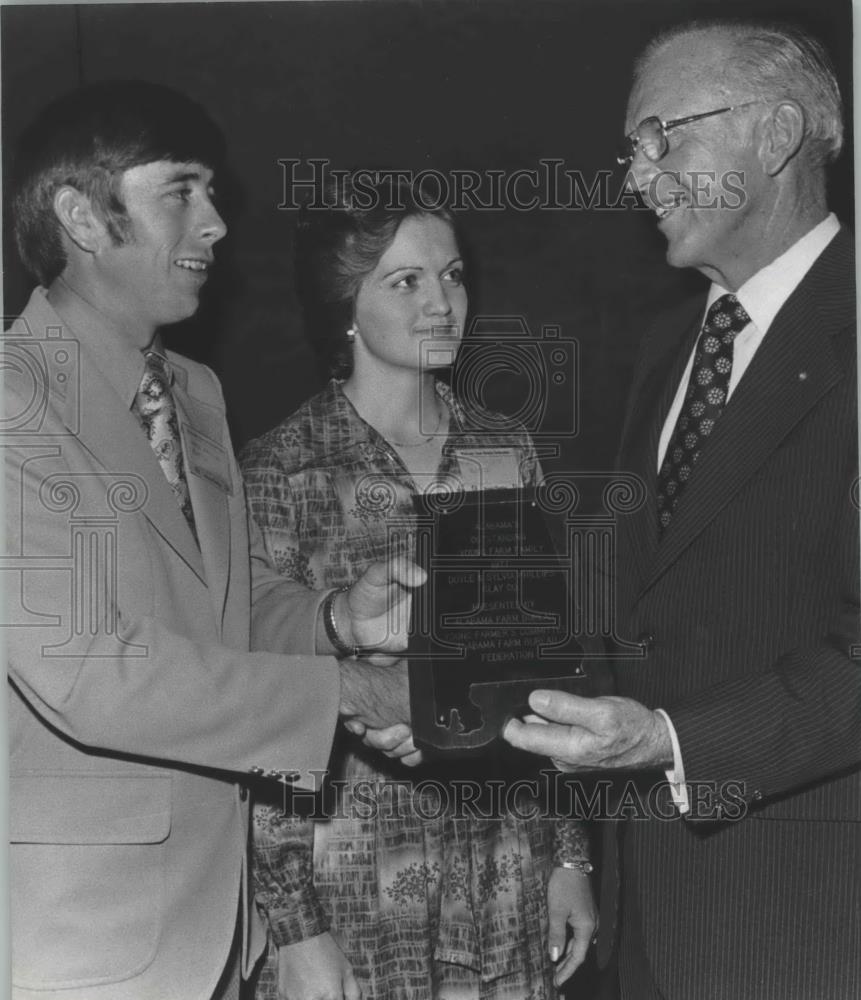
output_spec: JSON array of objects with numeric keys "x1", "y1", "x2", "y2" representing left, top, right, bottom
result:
[
  {"x1": 70, "y1": 349, "x2": 208, "y2": 583},
  {"x1": 172, "y1": 370, "x2": 234, "y2": 632},
  {"x1": 618, "y1": 299, "x2": 703, "y2": 594},
  {"x1": 642, "y1": 228, "x2": 854, "y2": 594}
]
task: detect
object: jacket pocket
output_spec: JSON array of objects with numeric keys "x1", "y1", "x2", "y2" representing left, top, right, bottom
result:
[{"x1": 11, "y1": 772, "x2": 171, "y2": 990}]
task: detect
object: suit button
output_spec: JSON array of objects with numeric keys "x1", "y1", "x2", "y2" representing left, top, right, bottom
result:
[
  {"x1": 637, "y1": 632, "x2": 655, "y2": 653},
  {"x1": 267, "y1": 769, "x2": 300, "y2": 783}
]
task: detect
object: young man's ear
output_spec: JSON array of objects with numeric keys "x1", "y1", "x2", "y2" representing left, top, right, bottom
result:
[{"x1": 53, "y1": 186, "x2": 110, "y2": 254}]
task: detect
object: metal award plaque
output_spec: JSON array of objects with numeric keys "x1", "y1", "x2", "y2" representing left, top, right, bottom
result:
[{"x1": 408, "y1": 487, "x2": 590, "y2": 752}]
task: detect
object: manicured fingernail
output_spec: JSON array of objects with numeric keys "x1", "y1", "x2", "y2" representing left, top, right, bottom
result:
[
  {"x1": 531, "y1": 691, "x2": 550, "y2": 710},
  {"x1": 550, "y1": 946, "x2": 560, "y2": 962}
]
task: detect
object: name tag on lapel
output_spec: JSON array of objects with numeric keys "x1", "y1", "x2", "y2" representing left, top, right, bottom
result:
[
  {"x1": 449, "y1": 446, "x2": 524, "y2": 491},
  {"x1": 183, "y1": 425, "x2": 234, "y2": 494}
]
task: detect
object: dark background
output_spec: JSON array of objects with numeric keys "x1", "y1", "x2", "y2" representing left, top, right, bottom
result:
[{"x1": 2, "y1": 0, "x2": 854, "y2": 479}]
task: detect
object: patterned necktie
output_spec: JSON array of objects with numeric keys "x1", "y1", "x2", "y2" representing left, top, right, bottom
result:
[
  {"x1": 657, "y1": 294, "x2": 751, "y2": 532},
  {"x1": 134, "y1": 351, "x2": 198, "y2": 542}
]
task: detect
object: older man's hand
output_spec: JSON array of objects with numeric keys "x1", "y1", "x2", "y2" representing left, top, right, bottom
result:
[
  {"x1": 502, "y1": 690, "x2": 673, "y2": 772},
  {"x1": 338, "y1": 658, "x2": 411, "y2": 731},
  {"x1": 344, "y1": 720, "x2": 424, "y2": 767}
]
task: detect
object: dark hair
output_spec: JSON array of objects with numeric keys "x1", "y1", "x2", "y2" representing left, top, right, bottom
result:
[
  {"x1": 635, "y1": 19, "x2": 843, "y2": 167},
  {"x1": 11, "y1": 80, "x2": 226, "y2": 286},
  {"x1": 293, "y1": 176, "x2": 460, "y2": 379}
]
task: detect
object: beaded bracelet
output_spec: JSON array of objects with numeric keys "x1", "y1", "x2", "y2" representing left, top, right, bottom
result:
[{"x1": 322, "y1": 585, "x2": 362, "y2": 659}]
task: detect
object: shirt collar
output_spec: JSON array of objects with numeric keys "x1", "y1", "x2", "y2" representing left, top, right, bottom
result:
[{"x1": 706, "y1": 213, "x2": 840, "y2": 334}]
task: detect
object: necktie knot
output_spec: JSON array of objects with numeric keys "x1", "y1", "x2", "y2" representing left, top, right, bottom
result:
[
  {"x1": 138, "y1": 352, "x2": 173, "y2": 407},
  {"x1": 703, "y1": 294, "x2": 750, "y2": 342}
]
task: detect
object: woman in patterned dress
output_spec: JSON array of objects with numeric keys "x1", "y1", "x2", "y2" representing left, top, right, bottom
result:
[{"x1": 240, "y1": 180, "x2": 596, "y2": 1000}]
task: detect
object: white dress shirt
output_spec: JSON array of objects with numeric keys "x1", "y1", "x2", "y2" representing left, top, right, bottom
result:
[{"x1": 655, "y1": 213, "x2": 841, "y2": 813}]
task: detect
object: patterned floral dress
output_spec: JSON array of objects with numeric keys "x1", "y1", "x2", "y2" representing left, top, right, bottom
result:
[{"x1": 240, "y1": 380, "x2": 590, "y2": 1000}]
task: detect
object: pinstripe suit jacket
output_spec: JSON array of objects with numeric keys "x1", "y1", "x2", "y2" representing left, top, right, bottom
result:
[{"x1": 609, "y1": 228, "x2": 860, "y2": 999}]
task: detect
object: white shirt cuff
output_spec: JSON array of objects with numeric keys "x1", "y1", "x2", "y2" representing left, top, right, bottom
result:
[{"x1": 655, "y1": 708, "x2": 689, "y2": 815}]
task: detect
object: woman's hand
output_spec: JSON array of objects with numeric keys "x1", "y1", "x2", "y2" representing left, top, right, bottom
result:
[
  {"x1": 276, "y1": 932, "x2": 361, "y2": 1000},
  {"x1": 546, "y1": 866, "x2": 598, "y2": 987}
]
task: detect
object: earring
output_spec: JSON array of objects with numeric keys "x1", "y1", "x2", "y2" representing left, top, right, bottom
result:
[{"x1": 346, "y1": 327, "x2": 357, "y2": 342}]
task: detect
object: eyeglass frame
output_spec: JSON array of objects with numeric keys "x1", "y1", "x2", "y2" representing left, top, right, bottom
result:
[{"x1": 617, "y1": 101, "x2": 766, "y2": 166}]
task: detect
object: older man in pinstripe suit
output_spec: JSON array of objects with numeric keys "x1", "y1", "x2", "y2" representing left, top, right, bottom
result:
[{"x1": 505, "y1": 19, "x2": 859, "y2": 999}]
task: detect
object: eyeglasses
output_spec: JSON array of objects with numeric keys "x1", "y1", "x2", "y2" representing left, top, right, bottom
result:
[{"x1": 617, "y1": 101, "x2": 764, "y2": 166}]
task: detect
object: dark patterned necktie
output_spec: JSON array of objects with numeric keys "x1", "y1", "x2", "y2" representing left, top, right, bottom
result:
[
  {"x1": 657, "y1": 294, "x2": 751, "y2": 532},
  {"x1": 134, "y1": 351, "x2": 198, "y2": 542}
]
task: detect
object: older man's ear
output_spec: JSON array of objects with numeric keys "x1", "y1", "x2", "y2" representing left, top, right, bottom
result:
[{"x1": 758, "y1": 100, "x2": 806, "y2": 176}]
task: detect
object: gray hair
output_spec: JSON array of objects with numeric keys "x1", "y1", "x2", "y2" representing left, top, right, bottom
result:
[{"x1": 635, "y1": 20, "x2": 844, "y2": 166}]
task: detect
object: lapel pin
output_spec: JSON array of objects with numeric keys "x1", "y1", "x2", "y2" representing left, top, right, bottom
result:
[{"x1": 798, "y1": 371, "x2": 808, "y2": 381}]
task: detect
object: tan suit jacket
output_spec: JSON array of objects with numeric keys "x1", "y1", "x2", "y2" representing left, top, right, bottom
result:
[{"x1": 4, "y1": 289, "x2": 341, "y2": 999}]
